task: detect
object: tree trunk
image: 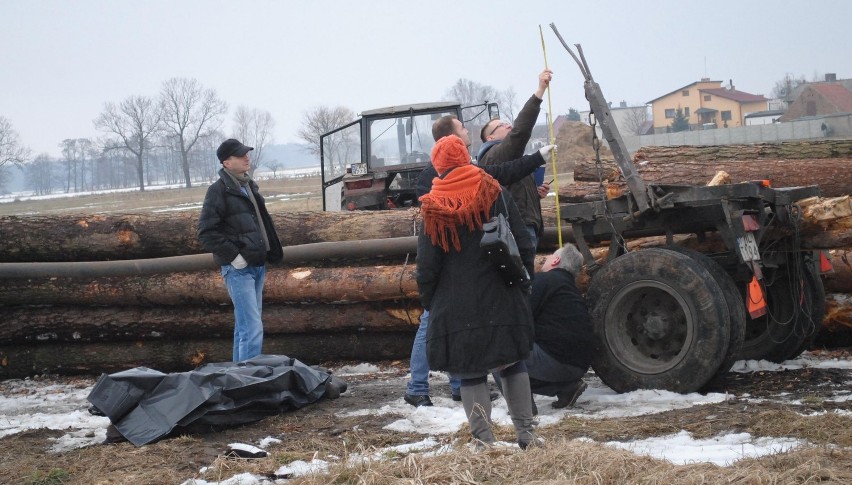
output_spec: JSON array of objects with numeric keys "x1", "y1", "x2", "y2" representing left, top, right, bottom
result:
[
  {"x1": 575, "y1": 157, "x2": 851, "y2": 197},
  {"x1": 1, "y1": 197, "x2": 848, "y2": 264},
  {"x1": 824, "y1": 248, "x2": 852, "y2": 293},
  {"x1": 0, "y1": 265, "x2": 419, "y2": 306},
  {"x1": 0, "y1": 332, "x2": 415, "y2": 379},
  {"x1": 0, "y1": 301, "x2": 421, "y2": 344},
  {"x1": 798, "y1": 196, "x2": 852, "y2": 233},
  {"x1": 553, "y1": 181, "x2": 626, "y2": 203},
  {"x1": 824, "y1": 293, "x2": 852, "y2": 332},
  {"x1": 634, "y1": 140, "x2": 852, "y2": 162},
  {"x1": 0, "y1": 209, "x2": 423, "y2": 262}
]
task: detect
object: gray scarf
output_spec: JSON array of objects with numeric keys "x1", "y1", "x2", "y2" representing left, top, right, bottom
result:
[{"x1": 224, "y1": 168, "x2": 270, "y2": 252}]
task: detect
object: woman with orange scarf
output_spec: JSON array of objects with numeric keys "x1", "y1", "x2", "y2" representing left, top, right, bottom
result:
[{"x1": 416, "y1": 134, "x2": 540, "y2": 449}]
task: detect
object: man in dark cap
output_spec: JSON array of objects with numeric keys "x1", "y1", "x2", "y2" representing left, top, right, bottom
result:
[{"x1": 198, "y1": 138, "x2": 283, "y2": 362}]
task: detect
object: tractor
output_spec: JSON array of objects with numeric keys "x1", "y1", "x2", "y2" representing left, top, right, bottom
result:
[{"x1": 320, "y1": 101, "x2": 498, "y2": 211}]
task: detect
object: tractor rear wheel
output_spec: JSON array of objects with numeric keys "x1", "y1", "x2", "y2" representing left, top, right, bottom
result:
[
  {"x1": 665, "y1": 246, "x2": 746, "y2": 379},
  {"x1": 587, "y1": 248, "x2": 730, "y2": 393}
]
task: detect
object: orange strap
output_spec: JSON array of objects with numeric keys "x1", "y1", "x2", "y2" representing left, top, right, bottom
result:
[
  {"x1": 819, "y1": 251, "x2": 833, "y2": 273},
  {"x1": 747, "y1": 275, "x2": 767, "y2": 319}
]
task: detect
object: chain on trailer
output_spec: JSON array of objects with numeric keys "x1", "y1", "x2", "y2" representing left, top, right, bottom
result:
[{"x1": 588, "y1": 110, "x2": 629, "y2": 256}]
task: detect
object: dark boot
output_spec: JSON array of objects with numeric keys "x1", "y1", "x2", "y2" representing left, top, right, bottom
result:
[{"x1": 553, "y1": 380, "x2": 587, "y2": 409}]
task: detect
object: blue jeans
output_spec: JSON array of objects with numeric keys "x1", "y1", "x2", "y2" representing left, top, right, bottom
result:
[
  {"x1": 526, "y1": 343, "x2": 587, "y2": 396},
  {"x1": 407, "y1": 310, "x2": 461, "y2": 396},
  {"x1": 222, "y1": 264, "x2": 266, "y2": 362},
  {"x1": 525, "y1": 224, "x2": 539, "y2": 251}
]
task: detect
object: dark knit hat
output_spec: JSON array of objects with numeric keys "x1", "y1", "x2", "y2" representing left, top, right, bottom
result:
[{"x1": 217, "y1": 139, "x2": 254, "y2": 163}]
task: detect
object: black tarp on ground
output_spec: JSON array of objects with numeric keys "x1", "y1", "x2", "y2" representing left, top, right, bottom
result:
[{"x1": 87, "y1": 354, "x2": 344, "y2": 446}]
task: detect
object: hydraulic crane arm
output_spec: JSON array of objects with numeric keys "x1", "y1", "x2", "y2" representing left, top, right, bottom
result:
[{"x1": 550, "y1": 24, "x2": 652, "y2": 215}]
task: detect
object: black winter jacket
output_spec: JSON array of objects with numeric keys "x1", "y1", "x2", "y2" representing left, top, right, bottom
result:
[
  {"x1": 415, "y1": 150, "x2": 545, "y2": 199},
  {"x1": 530, "y1": 268, "x2": 596, "y2": 369},
  {"x1": 478, "y1": 95, "x2": 543, "y2": 233},
  {"x1": 416, "y1": 188, "x2": 535, "y2": 375},
  {"x1": 197, "y1": 169, "x2": 284, "y2": 267}
]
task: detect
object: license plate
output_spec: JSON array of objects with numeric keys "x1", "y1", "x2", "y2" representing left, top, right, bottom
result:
[
  {"x1": 737, "y1": 233, "x2": 761, "y2": 261},
  {"x1": 350, "y1": 163, "x2": 368, "y2": 176}
]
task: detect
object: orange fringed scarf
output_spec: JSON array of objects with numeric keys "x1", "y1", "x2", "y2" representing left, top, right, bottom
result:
[{"x1": 419, "y1": 135, "x2": 501, "y2": 252}]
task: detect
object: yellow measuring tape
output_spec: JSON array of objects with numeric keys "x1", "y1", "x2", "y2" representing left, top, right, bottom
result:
[{"x1": 539, "y1": 25, "x2": 562, "y2": 247}]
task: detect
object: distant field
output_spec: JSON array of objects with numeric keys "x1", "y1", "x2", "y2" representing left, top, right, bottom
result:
[
  {"x1": 0, "y1": 176, "x2": 325, "y2": 216},
  {"x1": 0, "y1": 171, "x2": 575, "y2": 217}
]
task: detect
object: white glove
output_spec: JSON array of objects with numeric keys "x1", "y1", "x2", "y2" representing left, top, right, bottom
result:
[
  {"x1": 538, "y1": 144, "x2": 557, "y2": 158},
  {"x1": 231, "y1": 253, "x2": 248, "y2": 269}
]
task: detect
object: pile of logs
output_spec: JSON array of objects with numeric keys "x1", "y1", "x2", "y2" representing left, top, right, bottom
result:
[
  {"x1": 1, "y1": 140, "x2": 850, "y2": 378},
  {"x1": 0, "y1": 212, "x2": 430, "y2": 377}
]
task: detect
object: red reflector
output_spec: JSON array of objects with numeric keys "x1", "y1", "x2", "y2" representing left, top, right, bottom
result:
[
  {"x1": 747, "y1": 275, "x2": 767, "y2": 319},
  {"x1": 345, "y1": 179, "x2": 372, "y2": 190},
  {"x1": 819, "y1": 251, "x2": 833, "y2": 273},
  {"x1": 742, "y1": 214, "x2": 760, "y2": 232}
]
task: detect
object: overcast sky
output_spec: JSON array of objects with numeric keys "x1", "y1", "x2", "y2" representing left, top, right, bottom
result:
[{"x1": 2, "y1": 0, "x2": 850, "y2": 158}]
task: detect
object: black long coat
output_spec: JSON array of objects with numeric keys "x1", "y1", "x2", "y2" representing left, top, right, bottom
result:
[
  {"x1": 197, "y1": 169, "x2": 283, "y2": 267},
  {"x1": 416, "y1": 188, "x2": 535, "y2": 375}
]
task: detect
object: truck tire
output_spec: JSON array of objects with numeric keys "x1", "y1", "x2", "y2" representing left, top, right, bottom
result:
[
  {"x1": 736, "y1": 261, "x2": 813, "y2": 363},
  {"x1": 665, "y1": 246, "x2": 746, "y2": 379},
  {"x1": 586, "y1": 248, "x2": 730, "y2": 393}
]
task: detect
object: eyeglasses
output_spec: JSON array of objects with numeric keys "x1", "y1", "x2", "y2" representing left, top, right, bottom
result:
[{"x1": 487, "y1": 121, "x2": 511, "y2": 137}]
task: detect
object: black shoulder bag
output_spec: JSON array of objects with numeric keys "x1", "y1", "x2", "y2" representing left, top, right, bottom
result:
[{"x1": 480, "y1": 191, "x2": 531, "y2": 288}]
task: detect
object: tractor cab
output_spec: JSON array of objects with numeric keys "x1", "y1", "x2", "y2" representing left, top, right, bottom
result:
[{"x1": 320, "y1": 101, "x2": 498, "y2": 211}]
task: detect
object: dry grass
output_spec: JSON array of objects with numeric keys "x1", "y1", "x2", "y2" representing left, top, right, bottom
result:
[
  {"x1": 3, "y1": 371, "x2": 851, "y2": 484},
  {"x1": 282, "y1": 438, "x2": 852, "y2": 485}
]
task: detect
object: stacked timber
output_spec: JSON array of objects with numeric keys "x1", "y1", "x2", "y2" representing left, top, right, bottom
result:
[
  {"x1": 0, "y1": 210, "x2": 432, "y2": 377},
  {"x1": 572, "y1": 139, "x2": 852, "y2": 197},
  {"x1": 2, "y1": 140, "x2": 852, "y2": 377}
]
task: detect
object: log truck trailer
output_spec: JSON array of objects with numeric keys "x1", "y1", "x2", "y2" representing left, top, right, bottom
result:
[{"x1": 551, "y1": 26, "x2": 828, "y2": 393}]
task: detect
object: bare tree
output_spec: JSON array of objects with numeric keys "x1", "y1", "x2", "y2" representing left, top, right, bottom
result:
[
  {"x1": 159, "y1": 78, "x2": 227, "y2": 188},
  {"x1": 24, "y1": 153, "x2": 57, "y2": 195},
  {"x1": 59, "y1": 138, "x2": 79, "y2": 192},
  {"x1": 445, "y1": 78, "x2": 499, "y2": 126},
  {"x1": 623, "y1": 106, "x2": 650, "y2": 136},
  {"x1": 497, "y1": 87, "x2": 518, "y2": 122},
  {"x1": 0, "y1": 116, "x2": 30, "y2": 191},
  {"x1": 445, "y1": 78, "x2": 498, "y2": 107},
  {"x1": 232, "y1": 106, "x2": 275, "y2": 177},
  {"x1": 94, "y1": 95, "x2": 162, "y2": 191},
  {"x1": 266, "y1": 159, "x2": 283, "y2": 178},
  {"x1": 297, "y1": 105, "x2": 354, "y2": 157},
  {"x1": 771, "y1": 73, "x2": 807, "y2": 101}
]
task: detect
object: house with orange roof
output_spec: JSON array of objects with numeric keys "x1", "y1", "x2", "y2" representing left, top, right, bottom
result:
[{"x1": 648, "y1": 79, "x2": 768, "y2": 132}]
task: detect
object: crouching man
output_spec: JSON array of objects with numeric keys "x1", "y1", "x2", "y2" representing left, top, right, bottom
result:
[{"x1": 528, "y1": 243, "x2": 597, "y2": 408}]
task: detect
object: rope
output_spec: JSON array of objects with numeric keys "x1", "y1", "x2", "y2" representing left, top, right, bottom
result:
[{"x1": 539, "y1": 25, "x2": 562, "y2": 247}]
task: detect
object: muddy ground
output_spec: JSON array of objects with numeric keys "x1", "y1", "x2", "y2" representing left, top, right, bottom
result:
[{"x1": 1, "y1": 349, "x2": 851, "y2": 484}]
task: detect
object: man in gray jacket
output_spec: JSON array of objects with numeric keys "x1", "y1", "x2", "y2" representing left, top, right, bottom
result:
[{"x1": 478, "y1": 69, "x2": 552, "y2": 249}]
